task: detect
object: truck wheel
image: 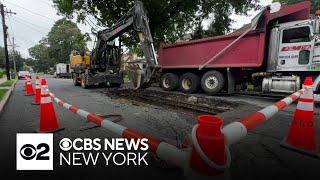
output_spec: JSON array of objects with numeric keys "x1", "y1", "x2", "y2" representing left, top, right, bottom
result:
[
  {"x1": 201, "y1": 71, "x2": 225, "y2": 95},
  {"x1": 81, "y1": 74, "x2": 89, "y2": 89},
  {"x1": 179, "y1": 73, "x2": 200, "y2": 94},
  {"x1": 161, "y1": 73, "x2": 179, "y2": 91},
  {"x1": 73, "y1": 74, "x2": 80, "y2": 86}
]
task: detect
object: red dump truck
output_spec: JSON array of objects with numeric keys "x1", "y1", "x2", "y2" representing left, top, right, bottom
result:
[{"x1": 156, "y1": 1, "x2": 320, "y2": 95}]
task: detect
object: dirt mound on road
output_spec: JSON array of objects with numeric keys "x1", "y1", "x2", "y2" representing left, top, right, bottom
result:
[{"x1": 103, "y1": 88, "x2": 240, "y2": 115}]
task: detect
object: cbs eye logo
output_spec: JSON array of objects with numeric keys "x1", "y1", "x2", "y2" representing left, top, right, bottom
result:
[
  {"x1": 59, "y1": 138, "x2": 72, "y2": 151},
  {"x1": 20, "y1": 143, "x2": 50, "y2": 160},
  {"x1": 16, "y1": 133, "x2": 53, "y2": 170}
]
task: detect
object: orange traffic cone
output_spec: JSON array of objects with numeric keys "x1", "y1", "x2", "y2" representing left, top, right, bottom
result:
[
  {"x1": 25, "y1": 76, "x2": 34, "y2": 96},
  {"x1": 281, "y1": 77, "x2": 319, "y2": 157},
  {"x1": 37, "y1": 79, "x2": 64, "y2": 133},
  {"x1": 32, "y1": 76, "x2": 41, "y2": 105}
]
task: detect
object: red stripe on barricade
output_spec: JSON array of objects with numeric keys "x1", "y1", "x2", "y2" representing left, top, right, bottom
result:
[
  {"x1": 299, "y1": 98, "x2": 314, "y2": 102},
  {"x1": 41, "y1": 86, "x2": 189, "y2": 169},
  {"x1": 122, "y1": 129, "x2": 161, "y2": 154},
  {"x1": 274, "y1": 101, "x2": 287, "y2": 111},
  {"x1": 289, "y1": 94, "x2": 298, "y2": 100},
  {"x1": 69, "y1": 106, "x2": 78, "y2": 113},
  {"x1": 87, "y1": 114, "x2": 103, "y2": 125},
  {"x1": 41, "y1": 94, "x2": 50, "y2": 97},
  {"x1": 239, "y1": 112, "x2": 266, "y2": 132},
  {"x1": 58, "y1": 100, "x2": 65, "y2": 106}
]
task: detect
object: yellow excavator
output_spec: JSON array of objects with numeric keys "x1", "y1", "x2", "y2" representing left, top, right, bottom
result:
[
  {"x1": 70, "y1": 1, "x2": 158, "y2": 89},
  {"x1": 70, "y1": 50, "x2": 91, "y2": 86}
]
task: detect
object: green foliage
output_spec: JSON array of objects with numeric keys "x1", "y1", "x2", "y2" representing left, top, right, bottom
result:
[
  {"x1": 47, "y1": 18, "x2": 90, "y2": 63},
  {"x1": 0, "y1": 89, "x2": 8, "y2": 101},
  {"x1": 192, "y1": 19, "x2": 205, "y2": 39},
  {"x1": 274, "y1": 0, "x2": 320, "y2": 13},
  {"x1": 0, "y1": 80, "x2": 15, "y2": 87},
  {"x1": 53, "y1": 0, "x2": 261, "y2": 52},
  {"x1": 28, "y1": 18, "x2": 90, "y2": 72},
  {"x1": 9, "y1": 51, "x2": 25, "y2": 72},
  {"x1": 0, "y1": 68, "x2": 4, "y2": 78},
  {"x1": 0, "y1": 46, "x2": 26, "y2": 73},
  {"x1": 0, "y1": 47, "x2": 5, "y2": 68},
  {"x1": 28, "y1": 40, "x2": 53, "y2": 72}
]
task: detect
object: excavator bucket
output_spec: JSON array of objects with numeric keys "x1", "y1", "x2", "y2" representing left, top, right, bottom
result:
[{"x1": 125, "y1": 60, "x2": 147, "y2": 89}]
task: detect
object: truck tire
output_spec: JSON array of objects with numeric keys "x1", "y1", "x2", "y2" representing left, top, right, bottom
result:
[
  {"x1": 179, "y1": 73, "x2": 200, "y2": 94},
  {"x1": 160, "y1": 73, "x2": 179, "y2": 91},
  {"x1": 81, "y1": 74, "x2": 89, "y2": 89},
  {"x1": 201, "y1": 70, "x2": 225, "y2": 95},
  {"x1": 73, "y1": 74, "x2": 80, "y2": 86}
]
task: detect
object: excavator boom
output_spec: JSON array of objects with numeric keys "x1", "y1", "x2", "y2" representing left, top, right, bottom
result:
[{"x1": 91, "y1": 1, "x2": 158, "y2": 89}]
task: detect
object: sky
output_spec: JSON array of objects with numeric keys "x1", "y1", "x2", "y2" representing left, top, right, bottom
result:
[{"x1": 0, "y1": 0, "x2": 272, "y2": 58}]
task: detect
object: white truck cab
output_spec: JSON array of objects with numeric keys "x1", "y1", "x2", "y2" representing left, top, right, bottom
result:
[{"x1": 265, "y1": 12, "x2": 320, "y2": 92}]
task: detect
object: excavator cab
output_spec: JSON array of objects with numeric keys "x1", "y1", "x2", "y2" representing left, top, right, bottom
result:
[{"x1": 90, "y1": 1, "x2": 158, "y2": 89}]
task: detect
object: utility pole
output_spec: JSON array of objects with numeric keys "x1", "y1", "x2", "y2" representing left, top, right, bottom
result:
[
  {"x1": 0, "y1": 4, "x2": 10, "y2": 80},
  {"x1": 12, "y1": 37, "x2": 17, "y2": 75},
  {"x1": 8, "y1": 39, "x2": 19, "y2": 76},
  {"x1": 0, "y1": 4, "x2": 16, "y2": 80}
]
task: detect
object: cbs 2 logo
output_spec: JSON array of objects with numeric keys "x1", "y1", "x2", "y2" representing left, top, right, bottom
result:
[{"x1": 20, "y1": 143, "x2": 50, "y2": 160}]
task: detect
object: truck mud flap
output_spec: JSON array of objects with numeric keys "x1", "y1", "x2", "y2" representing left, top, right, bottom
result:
[{"x1": 227, "y1": 69, "x2": 235, "y2": 94}]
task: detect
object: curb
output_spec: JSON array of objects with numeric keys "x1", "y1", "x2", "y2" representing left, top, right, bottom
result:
[{"x1": 0, "y1": 79, "x2": 18, "y2": 116}]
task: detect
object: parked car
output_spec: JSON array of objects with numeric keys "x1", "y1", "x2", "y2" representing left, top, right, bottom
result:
[{"x1": 18, "y1": 71, "x2": 31, "y2": 80}]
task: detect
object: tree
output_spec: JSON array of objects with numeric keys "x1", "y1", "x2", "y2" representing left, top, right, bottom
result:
[
  {"x1": 53, "y1": 0, "x2": 261, "y2": 50},
  {"x1": 0, "y1": 46, "x2": 26, "y2": 72},
  {"x1": 28, "y1": 42, "x2": 52, "y2": 72},
  {"x1": 28, "y1": 18, "x2": 90, "y2": 72},
  {"x1": 205, "y1": 4, "x2": 234, "y2": 37},
  {"x1": 46, "y1": 18, "x2": 90, "y2": 64},
  {"x1": 25, "y1": 58, "x2": 36, "y2": 67},
  {"x1": 275, "y1": 0, "x2": 319, "y2": 13},
  {"x1": 0, "y1": 46, "x2": 5, "y2": 69},
  {"x1": 9, "y1": 51, "x2": 25, "y2": 72},
  {"x1": 192, "y1": 19, "x2": 205, "y2": 40}
]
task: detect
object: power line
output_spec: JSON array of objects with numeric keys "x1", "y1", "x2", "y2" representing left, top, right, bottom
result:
[
  {"x1": 87, "y1": 16, "x2": 104, "y2": 30},
  {"x1": 84, "y1": 18, "x2": 98, "y2": 32},
  {"x1": 11, "y1": 17, "x2": 47, "y2": 35},
  {"x1": 5, "y1": 10, "x2": 14, "y2": 37},
  {"x1": 5, "y1": 1, "x2": 56, "y2": 22},
  {"x1": 14, "y1": 34, "x2": 38, "y2": 45},
  {"x1": 11, "y1": 16, "x2": 51, "y2": 31},
  {"x1": 39, "y1": 0, "x2": 52, "y2": 7}
]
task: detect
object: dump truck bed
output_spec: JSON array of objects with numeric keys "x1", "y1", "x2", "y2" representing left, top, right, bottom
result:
[
  {"x1": 158, "y1": 30, "x2": 266, "y2": 69},
  {"x1": 158, "y1": 1, "x2": 311, "y2": 69}
]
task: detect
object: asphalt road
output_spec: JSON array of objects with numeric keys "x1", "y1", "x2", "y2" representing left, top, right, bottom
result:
[
  {"x1": 0, "y1": 76, "x2": 320, "y2": 179},
  {"x1": 0, "y1": 77, "x2": 188, "y2": 179}
]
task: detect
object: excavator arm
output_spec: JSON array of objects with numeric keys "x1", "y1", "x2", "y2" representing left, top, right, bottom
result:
[{"x1": 91, "y1": 1, "x2": 158, "y2": 89}]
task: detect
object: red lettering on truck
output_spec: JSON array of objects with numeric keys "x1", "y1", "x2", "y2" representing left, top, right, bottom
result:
[{"x1": 281, "y1": 45, "x2": 311, "y2": 51}]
